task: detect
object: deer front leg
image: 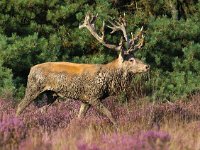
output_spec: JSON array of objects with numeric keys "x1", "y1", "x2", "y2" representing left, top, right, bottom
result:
[
  {"x1": 78, "y1": 102, "x2": 91, "y2": 118},
  {"x1": 16, "y1": 89, "x2": 41, "y2": 116},
  {"x1": 89, "y1": 99, "x2": 117, "y2": 126}
]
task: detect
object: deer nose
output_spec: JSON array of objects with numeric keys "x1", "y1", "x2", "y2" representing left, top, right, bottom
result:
[{"x1": 146, "y1": 65, "x2": 150, "y2": 70}]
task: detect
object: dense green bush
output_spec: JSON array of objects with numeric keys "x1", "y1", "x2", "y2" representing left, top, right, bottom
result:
[
  {"x1": 0, "y1": 60, "x2": 14, "y2": 99},
  {"x1": 143, "y1": 16, "x2": 200, "y2": 101},
  {"x1": 0, "y1": 0, "x2": 199, "y2": 101}
]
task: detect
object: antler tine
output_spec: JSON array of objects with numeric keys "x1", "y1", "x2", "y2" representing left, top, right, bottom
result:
[
  {"x1": 90, "y1": 13, "x2": 98, "y2": 28},
  {"x1": 107, "y1": 20, "x2": 117, "y2": 33},
  {"x1": 115, "y1": 36, "x2": 124, "y2": 51},
  {"x1": 100, "y1": 20, "x2": 105, "y2": 41},
  {"x1": 127, "y1": 27, "x2": 144, "y2": 53},
  {"x1": 106, "y1": 14, "x2": 129, "y2": 44},
  {"x1": 133, "y1": 34, "x2": 144, "y2": 50}
]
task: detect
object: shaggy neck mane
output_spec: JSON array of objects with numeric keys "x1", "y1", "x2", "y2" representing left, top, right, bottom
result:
[{"x1": 102, "y1": 58, "x2": 133, "y2": 95}]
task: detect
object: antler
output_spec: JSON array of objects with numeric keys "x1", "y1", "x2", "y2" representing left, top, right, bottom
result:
[
  {"x1": 79, "y1": 13, "x2": 121, "y2": 50},
  {"x1": 127, "y1": 26, "x2": 144, "y2": 53},
  {"x1": 107, "y1": 13, "x2": 129, "y2": 48},
  {"x1": 79, "y1": 13, "x2": 144, "y2": 54}
]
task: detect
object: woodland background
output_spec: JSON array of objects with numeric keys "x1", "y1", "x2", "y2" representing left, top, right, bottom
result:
[{"x1": 0, "y1": 0, "x2": 200, "y2": 101}]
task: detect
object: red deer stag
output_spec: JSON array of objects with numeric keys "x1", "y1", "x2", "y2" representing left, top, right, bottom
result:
[{"x1": 16, "y1": 13, "x2": 150, "y2": 126}]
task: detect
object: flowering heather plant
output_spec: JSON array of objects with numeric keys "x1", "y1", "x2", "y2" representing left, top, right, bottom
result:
[
  {"x1": 18, "y1": 130, "x2": 52, "y2": 150},
  {"x1": 0, "y1": 115, "x2": 26, "y2": 147},
  {"x1": 21, "y1": 100, "x2": 81, "y2": 130},
  {"x1": 77, "y1": 140, "x2": 100, "y2": 150},
  {"x1": 0, "y1": 100, "x2": 26, "y2": 149},
  {"x1": 0, "y1": 94, "x2": 200, "y2": 150},
  {"x1": 101, "y1": 130, "x2": 170, "y2": 150},
  {"x1": 102, "y1": 133, "x2": 138, "y2": 150},
  {"x1": 139, "y1": 130, "x2": 170, "y2": 150}
]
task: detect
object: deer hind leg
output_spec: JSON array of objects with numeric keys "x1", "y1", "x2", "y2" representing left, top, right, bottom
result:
[
  {"x1": 78, "y1": 102, "x2": 91, "y2": 118},
  {"x1": 16, "y1": 85, "x2": 43, "y2": 116},
  {"x1": 89, "y1": 99, "x2": 117, "y2": 126}
]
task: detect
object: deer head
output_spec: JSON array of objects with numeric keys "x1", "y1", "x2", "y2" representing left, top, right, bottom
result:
[{"x1": 79, "y1": 13, "x2": 149, "y2": 74}]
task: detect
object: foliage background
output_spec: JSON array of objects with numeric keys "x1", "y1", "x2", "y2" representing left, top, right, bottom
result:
[{"x1": 0, "y1": 0, "x2": 199, "y2": 101}]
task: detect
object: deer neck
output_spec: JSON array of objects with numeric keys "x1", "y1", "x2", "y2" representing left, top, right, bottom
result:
[
  {"x1": 104, "y1": 59, "x2": 133, "y2": 94},
  {"x1": 105, "y1": 57, "x2": 122, "y2": 69}
]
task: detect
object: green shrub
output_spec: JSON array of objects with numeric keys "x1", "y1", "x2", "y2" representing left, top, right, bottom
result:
[
  {"x1": 140, "y1": 16, "x2": 200, "y2": 101},
  {"x1": 0, "y1": 60, "x2": 14, "y2": 99}
]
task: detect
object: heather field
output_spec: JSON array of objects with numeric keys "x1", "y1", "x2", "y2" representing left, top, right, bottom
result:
[{"x1": 0, "y1": 95, "x2": 200, "y2": 150}]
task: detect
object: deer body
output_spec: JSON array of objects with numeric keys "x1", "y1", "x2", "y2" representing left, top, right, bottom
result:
[{"x1": 16, "y1": 13, "x2": 149, "y2": 125}]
